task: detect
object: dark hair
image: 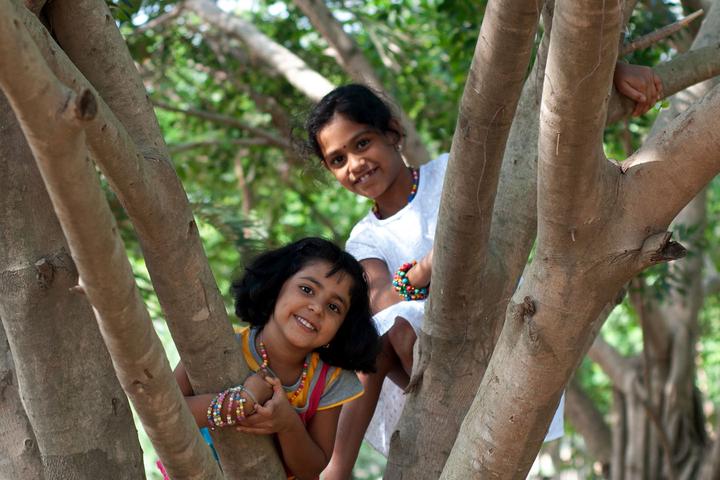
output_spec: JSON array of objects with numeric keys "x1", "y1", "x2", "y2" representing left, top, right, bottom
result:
[
  {"x1": 231, "y1": 237, "x2": 379, "y2": 373},
  {"x1": 304, "y1": 84, "x2": 403, "y2": 160}
]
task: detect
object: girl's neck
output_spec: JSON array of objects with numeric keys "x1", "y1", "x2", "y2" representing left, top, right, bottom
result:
[
  {"x1": 256, "y1": 324, "x2": 307, "y2": 382},
  {"x1": 373, "y1": 166, "x2": 417, "y2": 219}
]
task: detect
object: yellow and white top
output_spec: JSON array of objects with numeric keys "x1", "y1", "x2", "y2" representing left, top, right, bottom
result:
[{"x1": 238, "y1": 326, "x2": 363, "y2": 413}]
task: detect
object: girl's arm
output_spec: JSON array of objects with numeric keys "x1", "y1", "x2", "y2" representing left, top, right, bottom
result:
[
  {"x1": 236, "y1": 377, "x2": 341, "y2": 479},
  {"x1": 173, "y1": 362, "x2": 272, "y2": 427},
  {"x1": 361, "y1": 248, "x2": 434, "y2": 314},
  {"x1": 361, "y1": 258, "x2": 402, "y2": 313}
]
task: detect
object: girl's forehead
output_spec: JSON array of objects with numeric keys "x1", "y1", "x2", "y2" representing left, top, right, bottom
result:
[
  {"x1": 296, "y1": 260, "x2": 351, "y2": 285},
  {"x1": 317, "y1": 114, "x2": 372, "y2": 149}
]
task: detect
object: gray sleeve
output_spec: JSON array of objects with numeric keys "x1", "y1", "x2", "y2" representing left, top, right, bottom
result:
[{"x1": 317, "y1": 368, "x2": 363, "y2": 410}]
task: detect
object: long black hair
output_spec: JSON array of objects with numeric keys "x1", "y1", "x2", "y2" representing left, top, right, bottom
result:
[
  {"x1": 231, "y1": 237, "x2": 379, "y2": 373},
  {"x1": 304, "y1": 84, "x2": 403, "y2": 161}
]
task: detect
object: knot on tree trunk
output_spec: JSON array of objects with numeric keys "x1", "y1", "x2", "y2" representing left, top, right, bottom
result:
[{"x1": 641, "y1": 231, "x2": 687, "y2": 266}]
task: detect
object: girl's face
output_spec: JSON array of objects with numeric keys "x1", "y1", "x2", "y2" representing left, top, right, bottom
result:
[
  {"x1": 269, "y1": 260, "x2": 353, "y2": 352},
  {"x1": 317, "y1": 113, "x2": 406, "y2": 201}
]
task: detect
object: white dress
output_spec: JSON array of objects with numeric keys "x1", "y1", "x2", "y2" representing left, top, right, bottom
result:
[{"x1": 345, "y1": 154, "x2": 563, "y2": 455}]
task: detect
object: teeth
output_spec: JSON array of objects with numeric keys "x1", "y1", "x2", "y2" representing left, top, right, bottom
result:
[
  {"x1": 296, "y1": 316, "x2": 316, "y2": 331},
  {"x1": 356, "y1": 170, "x2": 373, "y2": 184}
]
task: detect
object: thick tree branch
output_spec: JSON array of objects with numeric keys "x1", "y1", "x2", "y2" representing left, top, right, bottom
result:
[
  {"x1": 537, "y1": 0, "x2": 621, "y2": 253},
  {"x1": 41, "y1": 1, "x2": 285, "y2": 475},
  {"x1": 0, "y1": 4, "x2": 222, "y2": 477},
  {"x1": 386, "y1": 0, "x2": 545, "y2": 477},
  {"x1": 0, "y1": 322, "x2": 44, "y2": 479},
  {"x1": 186, "y1": 0, "x2": 334, "y2": 102},
  {"x1": 620, "y1": 82, "x2": 720, "y2": 230},
  {"x1": 291, "y1": 0, "x2": 430, "y2": 166}
]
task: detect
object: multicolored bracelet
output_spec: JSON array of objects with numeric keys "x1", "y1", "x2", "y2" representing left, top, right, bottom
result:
[{"x1": 392, "y1": 261, "x2": 429, "y2": 301}]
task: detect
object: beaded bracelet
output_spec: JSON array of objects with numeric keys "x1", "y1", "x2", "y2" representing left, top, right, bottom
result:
[
  {"x1": 234, "y1": 391, "x2": 246, "y2": 421},
  {"x1": 392, "y1": 261, "x2": 429, "y2": 301},
  {"x1": 226, "y1": 388, "x2": 235, "y2": 426}
]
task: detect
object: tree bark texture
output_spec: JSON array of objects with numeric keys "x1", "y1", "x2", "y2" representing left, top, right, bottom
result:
[
  {"x1": 0, "y1": 12, "x2": 224, "y2": 478},
  {"x1": 39, "y1": 0, "x2": 284, "y2": 474},
  {"x1": 0, "y1": 89, "x2": 143, "y2": 478},
  {"x1": 441, "y1": 0, "x2": 720, "y2": 475},
  {"x1": 3, "y1": 0, "x2": 284, "y2": 477},
  {"x1": 384, "y1": 1, "x2": 544, "y2": 478},
  {"x1": 0, "y1": 322, "x2": 44, "y2": 480}
]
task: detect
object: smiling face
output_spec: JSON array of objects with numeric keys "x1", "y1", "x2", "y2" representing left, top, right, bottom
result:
[
  {"x1": 317, "y1": 113, "x2": 407, "y2": 202},
  {"x1": 268, "y1": 260, "x2": 354, "y2": 352}
]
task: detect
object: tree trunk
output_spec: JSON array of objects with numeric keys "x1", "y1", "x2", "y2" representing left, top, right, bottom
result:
[
  {"x1": 385, "y1": 1, "x2": 543, "y2": 477},
  {"x1": 0, "y1": 322, "x2": 44, "y2": 480},
  {"x1": 0, "y1": 90, "x2": 144, "y2": 478},
  {"x1": 441, "y1": 0, "x2": 720, "y2": 475}
]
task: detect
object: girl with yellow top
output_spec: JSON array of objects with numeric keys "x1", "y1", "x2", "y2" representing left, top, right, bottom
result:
[{"x1": 173, "y1": 238, "x2": 379, "y2": 479}]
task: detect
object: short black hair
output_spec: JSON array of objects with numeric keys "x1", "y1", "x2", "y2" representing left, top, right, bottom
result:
[
  {"x1": 231, "y1": 237, "x2": 379, "y2": 373},
  {"x1": 304, "y1": 84, "x2": 403, "y2": 161}
]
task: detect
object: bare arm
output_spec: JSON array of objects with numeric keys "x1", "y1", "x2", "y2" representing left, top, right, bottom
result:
[{"x1": 362, "y1": 249, "x2": 434, "y2": 314}]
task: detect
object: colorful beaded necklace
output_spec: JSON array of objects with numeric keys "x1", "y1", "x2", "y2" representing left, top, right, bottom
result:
[
  {"x1": 258, "y1": 334, "x2": 309, "y2": 403},
  {"x1": 372, "y1": 167, "x2": 419, "y2": 219}
]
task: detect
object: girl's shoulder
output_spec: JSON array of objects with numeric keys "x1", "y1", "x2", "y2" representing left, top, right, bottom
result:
[{"x1": 313, "y1": 356, "x2": 363, "y2": 411}]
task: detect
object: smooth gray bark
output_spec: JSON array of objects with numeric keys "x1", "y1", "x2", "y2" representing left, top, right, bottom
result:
[{"x1": 0, "y1": 90, "x2": 143, "y2": 479}]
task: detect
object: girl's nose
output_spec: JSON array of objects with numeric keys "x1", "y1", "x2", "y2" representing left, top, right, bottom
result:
[
  {"x1": 307, "y1": 301, "x2": 321, "y2": 314},
  {"x1": 348, "y1": 154, "x2": 366, "y2": 172}
]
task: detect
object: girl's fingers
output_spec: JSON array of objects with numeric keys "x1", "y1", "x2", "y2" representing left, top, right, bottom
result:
[{"x1": 620, "y1": 82, "x2": 646, "y2": 103}]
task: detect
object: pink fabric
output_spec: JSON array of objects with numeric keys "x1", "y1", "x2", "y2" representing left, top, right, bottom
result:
[{"x1": 156, "y1": 459, "x2": 170, "y2": 480}]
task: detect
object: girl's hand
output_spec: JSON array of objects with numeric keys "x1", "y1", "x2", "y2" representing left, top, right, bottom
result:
[
  {"x1": 613, "y1": 62, "x2": 663, "y2": 117},
  {"x1": 407, "y1": 248, "x2": 433, "y2": 288},
  {"x1": 235, "y1": 376, "x2": 300, "y2": 435}
]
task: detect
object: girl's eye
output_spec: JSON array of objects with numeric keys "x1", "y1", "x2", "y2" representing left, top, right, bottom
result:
[
  {"x1": 329, "y1": 155, "x2": 345, "y2": 167},
  {"x1": 357, "y1": 138, "x2": 370, "y2": 149},
  {"x1": 328, "y1": 303, "x2": 341, "y2": 314},
  {"x1": 300, "y1": 285, "x2": 313, "y2": 295}
]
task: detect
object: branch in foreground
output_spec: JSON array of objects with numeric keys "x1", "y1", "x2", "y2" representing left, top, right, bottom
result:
[
  {"x1": 35, "y1": 1, "x2": 286, "y2": 475},
  {"x1": 0, "y1": 4, "x2": 221, "y2": 477},
  {"x1": 621, "y1": 9, "x2": 704, "y2": 56}
]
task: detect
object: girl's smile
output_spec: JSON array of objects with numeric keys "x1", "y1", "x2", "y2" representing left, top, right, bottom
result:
[
  {"x1": 265, "y1": 260, "x2": 353, "y2": 355},
  {"x1": 317, "y1": 113, "x2": 413, "y2": 217}
]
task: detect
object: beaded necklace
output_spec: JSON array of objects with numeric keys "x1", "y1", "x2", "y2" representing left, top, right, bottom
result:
[
  {"x1": 258, "y1": 334, "x2": 309, "y2": 403},
  {"x1": 372, "y1": 167, "x2": 419, "y2": 219}
]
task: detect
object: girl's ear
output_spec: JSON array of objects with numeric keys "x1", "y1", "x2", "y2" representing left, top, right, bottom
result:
[{"x1": 387, "y1": 118, "x2": 404, "y2": 148}]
